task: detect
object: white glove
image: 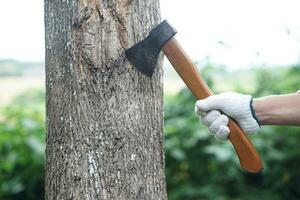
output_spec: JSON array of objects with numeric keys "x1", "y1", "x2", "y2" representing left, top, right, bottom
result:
[{"x1": 194, "y1": 92, "x2": 260, "y2": 141}]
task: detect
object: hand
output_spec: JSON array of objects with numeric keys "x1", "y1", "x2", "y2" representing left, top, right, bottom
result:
[{"x1": 194, "y1": 92, "x2": 260, "y2": 141}]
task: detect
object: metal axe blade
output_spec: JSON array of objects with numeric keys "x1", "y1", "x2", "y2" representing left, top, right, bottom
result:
[{"x1": 125, "y1": 20, "x2": 177, "y2": 77}]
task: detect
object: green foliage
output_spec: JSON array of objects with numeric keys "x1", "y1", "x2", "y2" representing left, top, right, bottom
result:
[
  {"x1": 0, "y1": 89, "x2": 45, "y2": 200},
  {"x1": 164, "y1": 65, "x2": 300, "y2": 200}
]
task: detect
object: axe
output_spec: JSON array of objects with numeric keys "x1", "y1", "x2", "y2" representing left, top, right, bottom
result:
[{"x1": 125, "y1": 20, "x2": 263, "y2": 173}]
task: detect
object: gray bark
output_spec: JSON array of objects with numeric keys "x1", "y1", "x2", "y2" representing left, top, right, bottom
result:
[{"x1": 44, "y1": 0, "x2": 166, "y2": 199}]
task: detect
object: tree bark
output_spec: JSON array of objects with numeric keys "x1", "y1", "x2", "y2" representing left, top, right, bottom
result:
[{"x1": 44, "y1": 0, "x2": 166, "y2": 199}]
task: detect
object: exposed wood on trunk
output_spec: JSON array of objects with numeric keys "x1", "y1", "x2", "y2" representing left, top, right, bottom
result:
[{"x1": 44, "y1": 0, "x2": 166, "y2": 199}]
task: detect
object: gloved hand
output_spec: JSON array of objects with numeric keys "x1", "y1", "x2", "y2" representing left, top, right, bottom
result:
[{"x1": 194, "y1": 92, "x2": 260, "y2": 141}]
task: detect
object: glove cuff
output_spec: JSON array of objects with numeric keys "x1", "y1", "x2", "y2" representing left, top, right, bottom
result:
[
  {"x1": 233, "y1": 94, "x2": 259, "y2": 134},
  {"x1": 250, "y1": 97, "x2": 260, "y2": 126}
]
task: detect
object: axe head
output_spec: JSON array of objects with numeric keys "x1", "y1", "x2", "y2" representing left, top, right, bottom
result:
[{"x1": 125, "y1": 20, "x2": 177, "y2": 77}]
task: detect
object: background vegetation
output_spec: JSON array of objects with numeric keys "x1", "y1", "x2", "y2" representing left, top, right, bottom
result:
[
  {"x1": 0, "y1": 60, "x2": 43, "y2": 77},
  {"x1": 0, "y1": 89, "x2": 44, "y2": 199},
  {"x1": 0, "y1": 64, "x2": 299, "y2": 199}
]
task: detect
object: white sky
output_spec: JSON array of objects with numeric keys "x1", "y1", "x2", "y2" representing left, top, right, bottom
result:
[
  {"x1": 0, "y1": 1, "x2": 44, "y2": 62},
  {"x1": 0, "y1": 0, "x2": 300, "y2": 69}
]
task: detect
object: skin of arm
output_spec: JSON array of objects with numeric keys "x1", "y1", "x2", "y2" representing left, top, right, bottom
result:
[{"x1": 253, "y1": 93, "x2": 300, "y2": 125}]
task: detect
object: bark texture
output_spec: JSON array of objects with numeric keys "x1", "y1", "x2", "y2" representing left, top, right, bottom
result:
[{"x1": 44, "y1": 0, "x2": 166, "y2": 199}]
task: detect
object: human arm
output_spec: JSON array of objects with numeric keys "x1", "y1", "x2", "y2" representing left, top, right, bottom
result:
[{"x1": 253, "y1": 93, "x2": 300, "y2": 125}]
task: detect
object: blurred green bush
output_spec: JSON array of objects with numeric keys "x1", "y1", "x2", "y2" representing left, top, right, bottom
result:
[
  {"x1": 0, "y1": 89, "x2": 45, "y2": 200},
  {"x1": 0, "y1": 65, "x2": 299, "y2": 200}
]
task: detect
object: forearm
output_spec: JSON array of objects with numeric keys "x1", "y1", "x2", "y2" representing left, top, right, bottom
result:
[{"x1": 253, "y1": 93, "x2": 300, "y2": 125}]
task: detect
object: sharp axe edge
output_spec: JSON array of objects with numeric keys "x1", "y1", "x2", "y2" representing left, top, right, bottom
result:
[{"x1": 125, "y1": 20, "x2": 177, "y2": 77}]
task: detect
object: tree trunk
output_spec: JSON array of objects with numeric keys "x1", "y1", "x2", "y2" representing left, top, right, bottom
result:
[{"x1": 44, "y1": 0, "x2": 166, "y2": 199}]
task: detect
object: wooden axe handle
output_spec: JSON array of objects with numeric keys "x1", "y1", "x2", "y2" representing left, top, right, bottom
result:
[{"x1": 162, "y1": 37, "x2": 263, "y2": 173}]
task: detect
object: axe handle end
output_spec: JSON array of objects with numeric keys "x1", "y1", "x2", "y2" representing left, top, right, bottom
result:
[
  {"x1": 228, "y1": 120, "x2": 263, "y2": 173},
  {"x1": 162, "y1": 37, "x2": 263, "y2": 173}
]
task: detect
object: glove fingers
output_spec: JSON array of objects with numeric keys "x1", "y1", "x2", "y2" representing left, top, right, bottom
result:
[
  {"x1": 201, "y1": 110, "x2": 221, "y2": 126},
  {"x1": 194, "y1": 104, "x2": 207, "y2": 117},
  {"x1": 195, "y1": 96, "x2": 222, "y2": 112},
  {"x1": 215, "y1": 126, "x2": 230, "y2": 141},
  {"x1": 208, "y1": 114, "x2": 229, "y2": 134}
]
